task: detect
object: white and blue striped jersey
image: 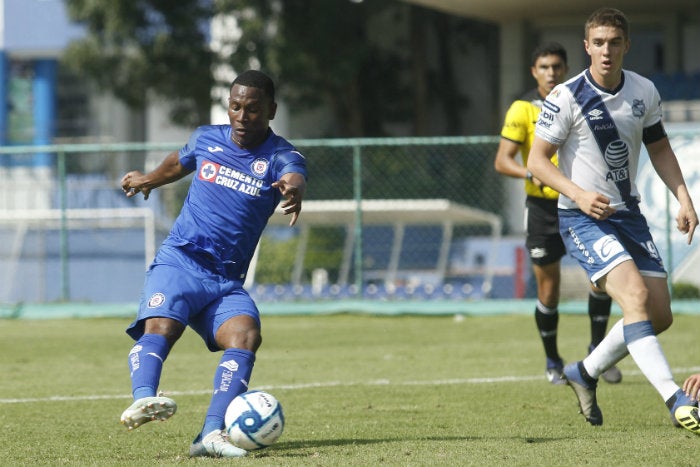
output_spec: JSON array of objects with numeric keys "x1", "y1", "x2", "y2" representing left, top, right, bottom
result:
[{"x1": 535, "y1": 69, "x2": 664, "y2": 211}]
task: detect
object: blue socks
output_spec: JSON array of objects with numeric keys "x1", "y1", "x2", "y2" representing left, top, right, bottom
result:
[
  {"x1": 128, "y1": 337, "x2": 256, "y2": 436},
  {"x1": 128, "y1": 333, "x2": 171, "y2": 400},
  {"x1": 622, "y1": 320, "x2": 655, "y2": 342},
  {"x1": 201, "y1": 348, "x2": 256, "y2": 436}
]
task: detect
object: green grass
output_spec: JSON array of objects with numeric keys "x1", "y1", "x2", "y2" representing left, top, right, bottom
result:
[{"x1": 2, "y1": 312, "x2": 700, "y2": 466}]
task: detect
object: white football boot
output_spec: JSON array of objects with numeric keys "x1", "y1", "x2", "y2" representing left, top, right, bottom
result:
[
  {"x1": 189, "y1": 429, "x2": 248, "y2": 458},
  {"x1": 120, "y1": 395, "x2": 177, "y2": 430}
]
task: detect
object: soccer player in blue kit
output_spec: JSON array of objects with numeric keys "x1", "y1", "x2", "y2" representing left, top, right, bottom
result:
[
  {"x1": 528, "y1": 8, "x2": 699, "y2": 432},
  {"x1": 119, "y1": 70, "x2": 307, "y2": 457}
]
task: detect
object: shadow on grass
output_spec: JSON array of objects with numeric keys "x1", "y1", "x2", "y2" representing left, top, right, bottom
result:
[{"x1": 250, "y1": 434, "x2": 575, "y2": 457}]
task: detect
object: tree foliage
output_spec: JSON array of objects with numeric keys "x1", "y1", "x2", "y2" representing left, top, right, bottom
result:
[
  {"x1": 63, "y1": 0, "x2": 216, "y2": 127},
  {"x1": 208, "y1": 0, "x2": 411, "y2": 136},
  {"x1": 63, "y1": 0, "x2": 489, "y2": 136}
]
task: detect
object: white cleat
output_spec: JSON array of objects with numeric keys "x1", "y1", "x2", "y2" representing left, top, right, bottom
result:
[
  {"x1": 189, "y1": 429, "x2": 248, "y2": 458},
  {"x1": 120, "y1": 396, "x2": 177, "y2": 430}
]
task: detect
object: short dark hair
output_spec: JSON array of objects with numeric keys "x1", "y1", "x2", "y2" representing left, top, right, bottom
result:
[
  {"x1": 585, "y1": 7, "x2": 629, "y2": 40},
  {"x1": 531, "y1": 42, "x2": 567, "y2": 66},
  {"x1": 231, "y1": 70, "x2": 275, "y2": 101}
]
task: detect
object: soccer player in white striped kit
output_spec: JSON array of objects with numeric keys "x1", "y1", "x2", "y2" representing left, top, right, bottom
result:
[{"x1": 528, "y1": 7, "x2": 700, "y2": 432}]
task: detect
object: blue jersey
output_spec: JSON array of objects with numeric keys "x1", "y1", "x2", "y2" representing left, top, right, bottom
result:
[{"x1": 162, "y1": 125, "x2": 307, "y2": 280}]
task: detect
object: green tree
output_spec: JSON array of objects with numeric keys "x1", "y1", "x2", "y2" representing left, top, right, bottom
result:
[
  {"x1": 63, "y1": 0, "x2": 216, "y2": 127},
  {"x1": 216, "y1": 0, "x2": 410, "y2": 137},
  {"x1": 63, "y1": 0, "x2": 408, "y2": 134},
  {"x1": 62, "y1": 0, "x2": 488, "y2": 137}
]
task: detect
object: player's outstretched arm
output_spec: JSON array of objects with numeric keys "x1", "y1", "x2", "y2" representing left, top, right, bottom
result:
[
  {"x1": 646, "y1": 137, "x2": 698, "y2": 244},
  {"x1": 272, "y1": 172, "x2": 306, "y2": 226},
  {"x1": 121, "y1": 151, "x2": 191, "y2": 200}
]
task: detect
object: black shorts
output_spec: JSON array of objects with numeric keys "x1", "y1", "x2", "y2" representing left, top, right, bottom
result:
[{"x1": 525, "y1": 196, "x2": 566, "y2": 266}]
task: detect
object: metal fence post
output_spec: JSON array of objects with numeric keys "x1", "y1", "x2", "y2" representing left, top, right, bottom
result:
[
  {"x1": 353, "y1": 143, "x2": 363, "y2": 296},
  {"x1": 58, "y1": 149, "x2": 70, "y2": 301}
]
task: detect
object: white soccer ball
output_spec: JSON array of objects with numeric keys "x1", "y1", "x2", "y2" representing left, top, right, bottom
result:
[{"x1": 224, "y1": 390, "x2": 285, "y2": 450}]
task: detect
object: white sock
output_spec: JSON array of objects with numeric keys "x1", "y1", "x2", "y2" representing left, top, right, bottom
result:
[
  {"x1": 626, "y1": 334, "x2": 678, "y2": 402},
  {"x1": 583, "y1": 319, "x2": 628, "y2": 378}
]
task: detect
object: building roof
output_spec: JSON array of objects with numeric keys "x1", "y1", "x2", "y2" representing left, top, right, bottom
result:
[
  {"x1": 261, "y1": 199, "x2": 503, "y2": 296},
  {"x1": 269, "y1": 198, "x2": 501, "y2": 228},
  {"x1": 400, "y1": 0, "x2": 700, "y2": 22}
]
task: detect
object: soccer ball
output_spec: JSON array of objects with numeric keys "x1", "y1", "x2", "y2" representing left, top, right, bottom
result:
[{"x1": 224, "y1": 390, "x2": 285, "y2": 450}]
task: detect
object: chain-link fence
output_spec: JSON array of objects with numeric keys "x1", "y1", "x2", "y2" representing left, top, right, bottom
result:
[{"x1": 1, "y1": 130, "x2": 699, "y2": 305}]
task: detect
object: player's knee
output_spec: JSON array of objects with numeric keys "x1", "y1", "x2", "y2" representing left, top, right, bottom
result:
[
  {"x1": 252, "y1": 332, "x2": 263, "y2": 352},
  {"x1": 625, "y1": 286, "x2": 649, "y2": 311},
  {"x1": 652, "y1": 312, "x2": 673, "y2": 334},
  {"x1": 217, "y1": 326, "x2": 262, "y2": 352},
  {"x1": 143, "y1": 317, "x2": 185, "y2": 346}
]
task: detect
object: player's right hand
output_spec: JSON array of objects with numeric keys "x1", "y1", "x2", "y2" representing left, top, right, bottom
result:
[
  {"x1": 575, "y1": 191, "x2": 615, "y2": 220},
  {"x1": 121, "y1": 171, "x2": 151, "y2": 200}
]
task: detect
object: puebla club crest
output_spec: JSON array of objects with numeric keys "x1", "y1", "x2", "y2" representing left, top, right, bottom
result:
[{"x1": 632, "y1": 99, "x2": 646, "y2": 119}]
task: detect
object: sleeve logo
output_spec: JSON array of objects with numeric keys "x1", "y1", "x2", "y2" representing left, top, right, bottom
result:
[{"x1": 147, "y1": 292, "x2": 166, "y2": 308}]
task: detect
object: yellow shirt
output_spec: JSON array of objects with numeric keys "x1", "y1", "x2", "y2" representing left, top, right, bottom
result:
[{"x1": 500, "y1": 89, "x2": 558, "y2": 199}]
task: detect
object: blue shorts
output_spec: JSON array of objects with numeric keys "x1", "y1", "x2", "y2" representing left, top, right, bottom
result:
[
  {"x1": 126, "y1": 245, "x2": 260, "y2": 352},
  {"x1": 558, "y1": 208, "x2": 666, "y2": 285}
]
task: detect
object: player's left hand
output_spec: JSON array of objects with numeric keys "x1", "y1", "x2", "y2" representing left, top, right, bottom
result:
[
  {"x1": 676, "y1": 205, "x2": 698, "y2": 244},
  {"x1": 272, "y1": 179, "x2": 303, "y2": 226}
]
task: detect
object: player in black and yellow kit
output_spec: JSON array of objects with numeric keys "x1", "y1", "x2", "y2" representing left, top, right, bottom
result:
[{"x1": 494, "y1": 43, "x2": 621, "y2": 385}]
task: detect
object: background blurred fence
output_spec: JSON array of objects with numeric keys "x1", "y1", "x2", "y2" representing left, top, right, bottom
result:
[{"x1": 1, "y1": 131, "x2": 699, "y2": 305}]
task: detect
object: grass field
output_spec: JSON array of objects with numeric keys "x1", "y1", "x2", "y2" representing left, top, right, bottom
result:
[{"x1": 2, "y1": 311, "x2": 700, "y2": 466}]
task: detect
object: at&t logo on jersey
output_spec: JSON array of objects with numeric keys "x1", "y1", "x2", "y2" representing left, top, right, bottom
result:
[{"x1": 604, "y1": 140, "x2": 630, "y2": 182}]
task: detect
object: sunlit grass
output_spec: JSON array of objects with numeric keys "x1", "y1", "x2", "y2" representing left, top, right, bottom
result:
[{"x1": 2, "y1": 312, "x2": 699, "y2": 466}]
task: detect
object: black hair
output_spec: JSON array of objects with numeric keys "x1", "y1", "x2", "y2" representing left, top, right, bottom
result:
[
  {"x1": 231, "y1": 70, "x2": 275, "y2": 101},
  {"x1": 531, "y1": 42, "x2": 568, "y2": 66}
]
